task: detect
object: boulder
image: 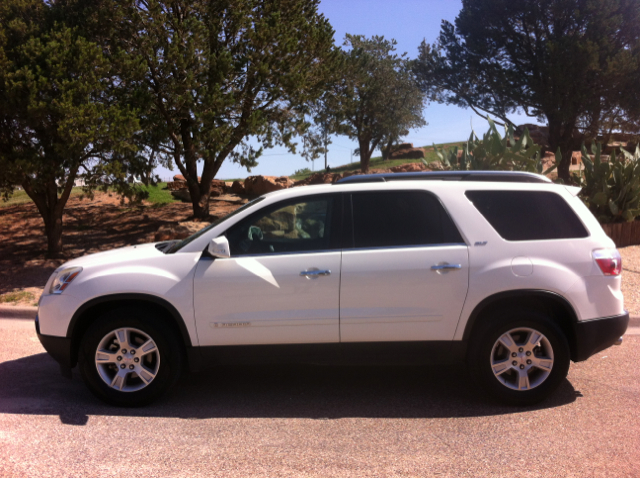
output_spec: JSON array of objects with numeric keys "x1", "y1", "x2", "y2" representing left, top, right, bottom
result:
[
  {"x1": 167, "y1": 181, "x2": 187, "y2": 191},
  {"x1": 390, "y1": 163, "x2": 426, "y2": 173},
  {"x1": 211, "y1": 179, "x2": 226, "y2": 197},
  {"x1": 154, "y1": 221, "x2": 210, "y2": 242},
  {"x1": 571, "y1": 151, "x2": 582, "y2": 165},
  {"x1": 293, "y1": 172, "x2": 342, "y2": 186},
  {"x1": 170, "y1": 189, "x2": 191, "y2": 202},
  {"x1": 388, "y1": 143, "x2": 426, "y2": 160},
  {"x1": 515, "y1": 124, "x2": 550, "y2": 148},
  {"x1": 244, "y1": 176, "x2": 293, "y2": 196},
  {"x1": 230, "y1": 180, "x2": 246, "y2": 195}
]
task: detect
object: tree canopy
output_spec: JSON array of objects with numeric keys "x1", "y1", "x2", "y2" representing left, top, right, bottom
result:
[
  {"x1": 0, "y1": 0, "x2": 139, "y2": 256},
  {"x1": 414, "y1": 0, "x2": 640, "y2": 183},
  {"x1": 102, "y1": 0, "x2": 339, "y2": 219},
  {"x1": 330, "y1": 35, "x2": 426, "y2": 173}
]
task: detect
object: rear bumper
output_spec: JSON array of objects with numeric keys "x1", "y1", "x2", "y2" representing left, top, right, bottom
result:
[
  {"x1": 572, "y1": 312, "x2": 629, "y2": 362},
  {"x1": 35, "y1": 315, "x2": 74, "y2": 368}
]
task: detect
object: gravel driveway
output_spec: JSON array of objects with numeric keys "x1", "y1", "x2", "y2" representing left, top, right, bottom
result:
[
  {"x1": 1, "y1": 319, "x2": 638, "y2": 477},
  {"x1": 621, "y1": 245, "x2": 640, "y2": 316}
]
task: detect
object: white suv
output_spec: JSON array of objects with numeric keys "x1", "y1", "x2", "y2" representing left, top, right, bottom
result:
[{"x1": 36, "y1": 171, "x2": 629, "y2": 406}]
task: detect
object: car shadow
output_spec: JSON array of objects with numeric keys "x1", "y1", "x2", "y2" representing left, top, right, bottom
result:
[{"x1": 0, "y1": 353, "x2": 581, "y2": 426}]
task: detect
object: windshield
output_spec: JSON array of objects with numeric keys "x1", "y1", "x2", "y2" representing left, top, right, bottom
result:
[{"x1": 165, "y1": 196, "x2": 265, "y2": 254}]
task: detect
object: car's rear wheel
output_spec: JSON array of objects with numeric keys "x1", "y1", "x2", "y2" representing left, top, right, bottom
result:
[
  {"x1": 78, "y1": 308, "x2": 182, "y2": 406},
  {"x1": 469, "y1": 310, "x2": 570, "y2": 406}
]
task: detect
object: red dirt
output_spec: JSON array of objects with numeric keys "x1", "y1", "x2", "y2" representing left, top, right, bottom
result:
[{"x1": 0, "y1": 191, "x2": 243, "y2": 304}]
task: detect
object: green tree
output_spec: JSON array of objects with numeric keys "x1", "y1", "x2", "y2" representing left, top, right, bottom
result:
[
  {"x1": 331, "y1": 35, "x2": 426, "y2": 173},
  {"x1": 0, "y1": 0, "x2": 139, "y2": 257},
  {"x1": 105, "y1": 0, "x2": 338, "y2": 219},
  {"x1": 414, "y1": 0, "x2": 640, "y2": 183}
]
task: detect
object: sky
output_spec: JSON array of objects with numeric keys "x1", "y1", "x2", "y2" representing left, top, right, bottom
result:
[{"x1": 155, "y1": 0, "x2": 536, "y2": 182}]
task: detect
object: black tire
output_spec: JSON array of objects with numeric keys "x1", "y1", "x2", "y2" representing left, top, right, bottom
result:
[
  {"x1": 468, "y1": 309, "x2": 570, "y2": 406},
  {"x1": 78, "y1": 307, "x2": 183, "y2": 407}
]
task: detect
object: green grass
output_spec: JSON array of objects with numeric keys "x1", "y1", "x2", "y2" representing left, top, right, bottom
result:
[
  {"x1": 0, "y1": 187, "x2": 86, "y2": 208},
  {"x1": 135, "y1": 182, "x2": 177, "y2": 205},
  {"x1": 289, "y1": 141, "x2": 466, "y2": 181},
  {"x1": 0, "y1": 291, "x2": 35, "y2": 304},
  {"x1": 1, "y1": 183, "x2": 178, "y2": 209}
]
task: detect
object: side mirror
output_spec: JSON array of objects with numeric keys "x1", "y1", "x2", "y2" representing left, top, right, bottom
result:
[{"x1": 208, "y1": 236, "x2": 230, "y2": 258}]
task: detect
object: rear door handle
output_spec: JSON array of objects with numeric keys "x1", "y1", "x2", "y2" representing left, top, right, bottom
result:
[
  {"x1": 300, "y1": 269, "x2": 331, "y2": 278},
  {"x1": 431, "y1": 264, "x2": 462, "y2": 271}
]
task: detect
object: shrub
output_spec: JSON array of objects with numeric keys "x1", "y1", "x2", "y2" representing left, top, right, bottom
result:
[
  {"x1": 433, "y1": 119, "x2": 555, "y2": 174},
  {"x1": 574, "y1": 143, "x2": 640, "y2": 223}
]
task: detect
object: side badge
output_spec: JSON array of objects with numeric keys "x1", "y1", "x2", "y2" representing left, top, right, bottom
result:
[{"x1": 474, "y1": 241, "x2": 488, "y2": 247}]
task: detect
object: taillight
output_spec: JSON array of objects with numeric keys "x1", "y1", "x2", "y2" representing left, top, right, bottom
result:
[{"x1": 592, "y1": 249, "x2": 622, "y2": 276}]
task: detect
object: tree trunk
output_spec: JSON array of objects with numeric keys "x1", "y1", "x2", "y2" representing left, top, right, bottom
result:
[
  {"x1": 547, "y1": 117, "x2": 576, "y2": 184},
  {"x1": 26, "y1": 188, "x2": 65, "y2": 258},
  {"x1": 381, "y1": 139, "x2": 393, "y2": 161},
  {"x1": 43, "y1": 212, "x2": 64, "y2": 257},
  {"x1": 556, "y1": 146, "x2": 573, "y2": 183},
  {"x1": 359, "y1": 138, "x2": 372, "y2": 173}
]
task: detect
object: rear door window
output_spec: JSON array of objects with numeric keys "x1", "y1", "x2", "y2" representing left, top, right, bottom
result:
[
  {"x1": 348, "y1": 191, "x2": 463, "y2": 248},
  {"x1": 465, "y1": 190, "x2": 589, "y2": 241}
]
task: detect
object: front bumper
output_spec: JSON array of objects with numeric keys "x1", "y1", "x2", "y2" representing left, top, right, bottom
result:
[
  {"x1": 35, "y1": 315, "x2": 74, "y2": 368},
  {"x1": 572, "y1": 311, "x2": 629, "y2": 362}
]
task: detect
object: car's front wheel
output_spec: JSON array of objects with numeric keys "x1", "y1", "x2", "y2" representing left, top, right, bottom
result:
[
  {"x1": 78, "y1": 308, "x2": 182, "y2": 406},
  {"x1": 469, "y1": 310, "x2": 571, "y2": 406}
]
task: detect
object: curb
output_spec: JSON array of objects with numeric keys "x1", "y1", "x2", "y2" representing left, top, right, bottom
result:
[{"x1": 0, "y1": 305, "x2": 37, "y2": 320}]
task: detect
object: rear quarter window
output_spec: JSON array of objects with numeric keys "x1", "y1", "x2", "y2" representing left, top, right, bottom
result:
[{"x1": 465, "y1": 190, "x2": 589, "y2": 241}]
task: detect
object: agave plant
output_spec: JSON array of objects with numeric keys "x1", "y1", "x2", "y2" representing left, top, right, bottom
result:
[
  {"x1": 432, "y1": 118, "x2": 555, "y2": 174},
  {"x1": 576, "y1": 143, "x2": 640, "y2": 223}
]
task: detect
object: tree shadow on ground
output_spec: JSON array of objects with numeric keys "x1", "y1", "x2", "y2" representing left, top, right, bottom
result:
[{"x1": 0, "y1": 353, "x2": 580, "y2": 426}]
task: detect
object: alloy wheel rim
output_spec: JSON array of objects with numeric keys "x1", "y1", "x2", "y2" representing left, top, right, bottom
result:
[
  {"x1": 94, "y1": 327, "x2": 160, "y2": 392},
  {"x1": 490, "y1": 327, "x2": 554, "y2": 391}
]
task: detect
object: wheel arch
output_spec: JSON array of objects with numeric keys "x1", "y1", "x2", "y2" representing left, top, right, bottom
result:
[
  {"x1": 461, "y1": 290, "x2": 580, "y2": 361},
  {"x1": 67, "y1": 293, "x2": 193, "y2": 368}
]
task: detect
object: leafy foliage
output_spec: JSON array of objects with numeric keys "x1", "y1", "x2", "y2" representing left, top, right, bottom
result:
[
  {"x1": 330, "y1": 35, "x2": 426, "y2": 172},
  {"x1": 574, "y1": 143, "x2": 640, "y2": 223},
  {"x1": 105, "y1": 0, "x2": 339, "y2": 218},
  {"x1": 0, "y1": 0, "x2": 139, "y2": 256},
  {"x1": 414, "y1": 0, "x2": 640, "y2": 183},
  {"x1": 433, "y1": 119, "x2": 554, "y2": 174}
]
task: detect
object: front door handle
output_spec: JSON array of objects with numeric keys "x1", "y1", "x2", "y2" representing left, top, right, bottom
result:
[
  {"x1": 431, "y1": 264, "x2": 462, "y2": 271},
  {"x1": 300, "y1": 269, "x2": 331, "y2": 279}
]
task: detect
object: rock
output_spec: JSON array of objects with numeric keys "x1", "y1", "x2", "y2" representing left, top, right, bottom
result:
[
  {"x1": 210, "y1": 179, "x2": 226, "y2": 197},
  {"x1": 167, "y1": 181, "x2": 187, "y2": 191},
  {"x1": 390, "y1": 163, "x2": 426, "y2": 173},
  {"x1": 172, "y1": 174, "x2": 204, "y2": 182},
  {"x1": 231, "y1": 180, "x2": 246, "y2": 195},
  {"x1": 388, "y1": 143, "x2": 426, "y2": 160},
  {"x1": 571, "y1": 151, "x2": 582, "y2": 165},
  {"x1": 244, "y1": 176, "x2": 294, "y2": 196},
  {"x1": 168, "y1": 179, "x2": 226, "y2": 200},
  {"x1": 170, "y1": 190, "x2": 191, "y2": 202},
  {"x1": 515, "y1": 124, "x2": 550, "y2": 148},
  {"x1": 293, "y1": 172, "x2": 342, "y2": 186},
  {"x1": 154, "y1": 221, "x2": 210, "y2": 242}
]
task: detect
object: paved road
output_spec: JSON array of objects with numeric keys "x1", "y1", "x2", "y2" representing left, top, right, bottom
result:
[{"x1": 1, "y1": 319, "x2": 638, "y2": 477}]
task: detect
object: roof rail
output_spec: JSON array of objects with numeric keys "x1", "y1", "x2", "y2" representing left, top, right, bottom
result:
[{"x1": 334, "y1": 170, "x2": 552, "y2": 185}]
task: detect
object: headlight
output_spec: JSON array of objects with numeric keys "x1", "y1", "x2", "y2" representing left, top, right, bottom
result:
[{"x1": 50, "y1": 267, "x2": 83, "y2": 294}]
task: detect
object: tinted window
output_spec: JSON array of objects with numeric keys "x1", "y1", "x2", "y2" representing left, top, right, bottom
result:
[
  {"x1": 349, "y1": 191, "x2": 463, "y2": 248},
  {"x1": 168, "y1": 197, "x2": 265, "y2": 253},
  {"x1": 226, "y1": 196, "x2": 334, "y2": 255},
  {"x1": 465, "y1": 190, "x2": 589, "y2": 241}
]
